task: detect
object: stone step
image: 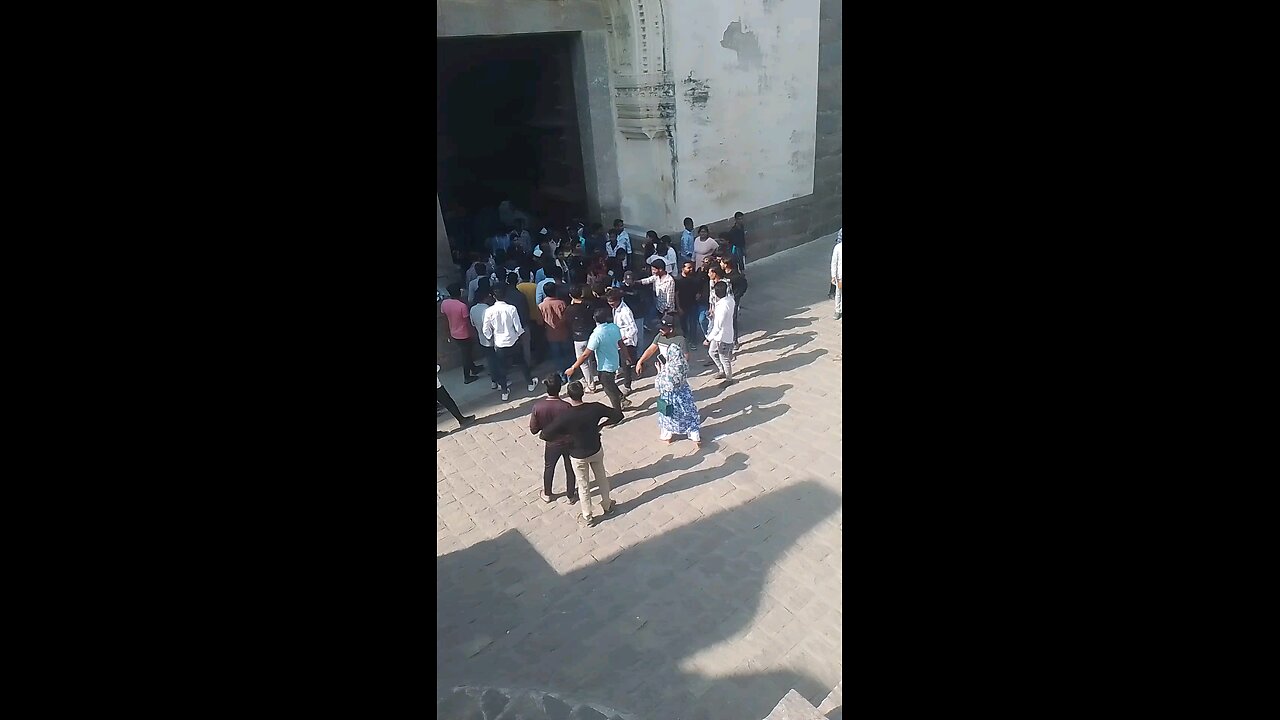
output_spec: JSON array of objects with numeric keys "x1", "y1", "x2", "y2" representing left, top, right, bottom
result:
[
  {"x1": 816, "y1": 681, "x2": 842, "y2": 719},
  {"x1": 761, "y1": 689, "x2": 825, "y2": 720}
]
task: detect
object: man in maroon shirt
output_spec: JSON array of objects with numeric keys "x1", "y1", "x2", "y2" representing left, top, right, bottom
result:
[
  {"x1": 529, "y1": 373, "x2": 578, "y2": 504},
  {"x1": 539, "y1": 282, "x2": 572, "y2": 383}
]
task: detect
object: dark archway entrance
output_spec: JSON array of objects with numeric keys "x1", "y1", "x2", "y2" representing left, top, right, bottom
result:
[{"x1": 437, "y1": 33, "x2": 589, "y2": 251}]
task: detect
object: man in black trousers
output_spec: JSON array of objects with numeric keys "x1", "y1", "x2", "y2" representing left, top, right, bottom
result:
[{"x1": 528, "y1": 374, "x2": 578, "y2": 504}]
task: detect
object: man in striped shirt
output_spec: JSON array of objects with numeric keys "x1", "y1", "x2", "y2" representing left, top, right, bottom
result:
[{"x1": 637, "y1": 258, "x2": 676, "y2": 316}]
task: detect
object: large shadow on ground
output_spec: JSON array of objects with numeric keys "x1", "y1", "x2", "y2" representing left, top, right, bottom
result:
[{"x1": 437, "y1": 480, "x2": 840, "y2": 720}]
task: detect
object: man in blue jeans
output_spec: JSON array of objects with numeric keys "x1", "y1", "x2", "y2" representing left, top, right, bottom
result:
[{"x1": 538, "y1": 282, "x2": 573, "y2": 382}]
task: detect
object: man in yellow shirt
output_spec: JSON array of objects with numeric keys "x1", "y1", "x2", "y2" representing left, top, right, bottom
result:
[{"x1": 515, "y1": 268, "x2": 543, "y2": 368}]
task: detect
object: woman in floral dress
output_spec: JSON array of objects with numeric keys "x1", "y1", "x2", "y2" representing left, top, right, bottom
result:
[{"x1": 635, "y1": 313, "x2": 702, "y2": 447}]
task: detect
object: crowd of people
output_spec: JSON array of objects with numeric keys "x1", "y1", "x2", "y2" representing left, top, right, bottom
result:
[{"x1": 438, "y1": 213, "x2": 841, "y2": 527}]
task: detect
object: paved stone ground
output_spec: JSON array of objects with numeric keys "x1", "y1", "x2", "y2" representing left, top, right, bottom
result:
[{"x1": 437, "y1": 234, "x2": 842, "y2": 720}]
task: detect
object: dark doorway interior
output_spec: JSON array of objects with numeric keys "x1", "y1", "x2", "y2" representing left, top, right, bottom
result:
[{"x1": 437, "y1": 33, "x2": 588, "y2": 252}]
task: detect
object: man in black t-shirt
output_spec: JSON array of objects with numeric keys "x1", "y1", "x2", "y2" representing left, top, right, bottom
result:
[
  {"x1": 621, "y1": 270, "x2": 653, "y2": 353},
  {"x1": 565, "y1": 285, "x2": 600, "y2": 392},
  {"x1": 674, "y1": 259, "x2": 706, "y2": 352},
  {"x1": 727, "y1": 211, "x2": 747, "y2": 272},
  {"x1": 718, "y1": 255, "x2": 748, "y2": 351},
  {"x1": 539, "y1": 380, "x2": 623, "y2": 527}
]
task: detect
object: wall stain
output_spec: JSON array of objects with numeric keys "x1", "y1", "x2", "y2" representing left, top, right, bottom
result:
[
  {"x1": 683, "y1": 71, "x2": 711, "y2": 109},
  {"x1": 720, "y1": 21, "x2": 762, "y2": 68}
]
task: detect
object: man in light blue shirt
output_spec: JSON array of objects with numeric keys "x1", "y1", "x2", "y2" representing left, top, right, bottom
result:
[
  {"x1": 679, "y1": 217, "x2": 695, "y2": 262},
  {"x1": 566, "y1": 307, "x2": 631, "y2": 412},
  {"x1": 612, "y1": 219, "x2": 632, "y2": 255},
  {"x1": 536, "y1": 266, "x2": 563, "y2": 305}
]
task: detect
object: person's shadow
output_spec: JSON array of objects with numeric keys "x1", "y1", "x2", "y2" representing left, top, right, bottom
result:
[
  {"x1": 605, "y1": 452, "x2": 750, "y2": 518},
  {"x1": 698, "y1": 384, "x2": 792, "y2": 419},
  {"x1": 736, "y1": 349, "x2": 829, "y2": 380},
  {"x1": 606, "y1": 451, "x2": 713, "y2": 491},
  {"x1": 700, "y1": 402, "x2": 791, "y2": 438},
  {"x1": 738, "y1": 331, "x2": 817, "y2": 356}
]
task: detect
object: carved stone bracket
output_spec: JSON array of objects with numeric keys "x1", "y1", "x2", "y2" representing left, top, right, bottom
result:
[{"x1": 614, "y1": 71, "x2": 675, "y2": 140}]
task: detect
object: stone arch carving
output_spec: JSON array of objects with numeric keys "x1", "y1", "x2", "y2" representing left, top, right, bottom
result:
[{"x1": 601, "y1": 0, "x2": 675, "y2": 140}]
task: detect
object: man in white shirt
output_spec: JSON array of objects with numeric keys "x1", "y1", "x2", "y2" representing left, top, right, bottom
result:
[
  {"x1": 701, "y1": 264, "x2": 725, "y2": 366},
  {"x1": 483, "y1": 286, "x2": 534, "y2": 401},
  {"x1": 831, "y1": 228, "x2": 842, "y2": 320},
  {"x1": 637, "y1": 258, "x2": 676, "y2": 316},
  {"x1": 470, "y1": 291, "x2": 499, "y2": 390},
  {"x1": 646, "y1": 238, "x2": 678, "y2": 271},
  {"x1": 605, "y1": 287, "x2": 639, "y2": 394},
  {"x1": 704, "y1": 281, "x2": 736, "y2": 385}
]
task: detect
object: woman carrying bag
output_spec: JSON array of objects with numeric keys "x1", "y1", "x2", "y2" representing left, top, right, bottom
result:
[{"x1": 635, "y1": 313, "x2": 702, "y2": 448}]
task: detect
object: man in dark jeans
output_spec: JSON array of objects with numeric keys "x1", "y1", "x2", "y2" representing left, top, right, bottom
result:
[
  {"x1": 437, "y1": 364, "x2": 476, "y2": 434},
  {"x1": 727, "y1": 211, "x2": 747, "y2": 273},
  {"x1": 483, "y1": 285, "x2": 534, "y2": 401},
  {"x1": 529, "y1": 373, "x2": 577, "y2": 504},
  {"x1": 718, "y1": 255, "x2": 749, "y2": 351},
  {"x1": 565, "y1": 307, "x2": 632, "y2": 413},
  {"x1": 674, "y1": 260, "x2": 707, "y2": 352}
]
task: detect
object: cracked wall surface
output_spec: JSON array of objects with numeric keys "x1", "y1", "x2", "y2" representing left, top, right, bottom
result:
[{"x1": 668, "y1": 0, "x2": 822, "y2": 229}]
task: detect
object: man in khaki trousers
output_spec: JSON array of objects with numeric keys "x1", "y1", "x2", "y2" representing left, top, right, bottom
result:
[{"x1": 538, "y1": 380, "x2": 624, "y2": 527}]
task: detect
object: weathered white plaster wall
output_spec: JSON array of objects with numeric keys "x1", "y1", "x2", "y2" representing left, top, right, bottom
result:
[
  {"x1": 667, "y1": 0, "x2": 820, "y2": 223},
  {"x1": 616, "y1": 136, "x2": 677, "y2": 230}
]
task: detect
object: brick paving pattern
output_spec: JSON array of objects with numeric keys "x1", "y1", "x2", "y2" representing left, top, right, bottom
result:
[{"x1": 438, "y1": 234, "x2": 842, "y2": 720}]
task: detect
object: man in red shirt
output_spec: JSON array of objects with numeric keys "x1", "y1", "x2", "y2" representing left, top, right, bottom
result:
[
  {"x1": 529, "y1": 374, "x2": 578, "y2": 504},
  {"x1": 440, "y1": 284, "x2": 483, "y2": 383}
]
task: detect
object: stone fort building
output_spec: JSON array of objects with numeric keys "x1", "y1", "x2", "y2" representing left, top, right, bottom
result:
[{"x1": 436, "y1": 0, "x2": 841, "y2": 360}]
